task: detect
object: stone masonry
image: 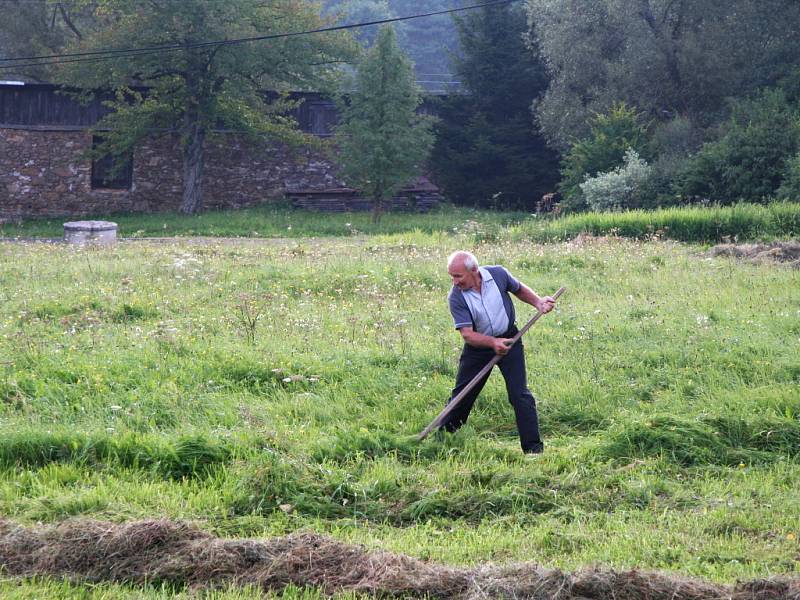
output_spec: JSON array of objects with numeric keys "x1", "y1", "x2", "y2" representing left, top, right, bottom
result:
[{"x1": 0, "y1": 127, "x2": 345, "y2": 219}]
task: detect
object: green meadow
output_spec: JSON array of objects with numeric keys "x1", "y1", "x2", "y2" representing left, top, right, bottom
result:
[
  {"x1": 3, "y1": 201, "x2": 799, "y2": 243},
  {"x1": 0, "y1": 210, "x2": 798, "y2": 596}
]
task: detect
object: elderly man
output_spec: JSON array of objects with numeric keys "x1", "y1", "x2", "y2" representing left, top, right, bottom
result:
[{"x1": 443, "y1": 250, "x2": 555, "y2": 454}]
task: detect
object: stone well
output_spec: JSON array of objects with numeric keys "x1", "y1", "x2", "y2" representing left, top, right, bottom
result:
[{"x1": 63, "y1": 220, "x2": 118, "y2": 245}]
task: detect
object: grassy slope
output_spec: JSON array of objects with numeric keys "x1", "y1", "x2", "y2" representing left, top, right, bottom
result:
[{"x1": 0, "y1": 228, "x2": 798, "y2": 596}]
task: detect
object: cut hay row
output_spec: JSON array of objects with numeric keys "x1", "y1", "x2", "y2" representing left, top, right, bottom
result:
[
  {"x1": 707, "y1": 240, "x2": 800, "y2": 267},
  {"x1": 1, "y1": 519, "x2": 798, "y2": 599}
]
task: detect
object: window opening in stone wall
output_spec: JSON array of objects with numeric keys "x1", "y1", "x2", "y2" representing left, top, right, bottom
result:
[{"x1": 91, "y1": 135, "x2": 132, "y2": 190}]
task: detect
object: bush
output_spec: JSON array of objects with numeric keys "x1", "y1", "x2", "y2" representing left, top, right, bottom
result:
[
  {"x1": 559, "y1": 102, "x2": 650, "y2": 211},
  {"x1": 639, "y1": 117, "x2": 704, "y2": 209},
  {"x1": 579, "y1": 149, "x2": 652, "y2": 211},
  {"x1": 676, "y1": 88, "x2": 800, "y2": 203},
  {"x1": 777, "y1": 152, "x2": 800, "y2": 200}
]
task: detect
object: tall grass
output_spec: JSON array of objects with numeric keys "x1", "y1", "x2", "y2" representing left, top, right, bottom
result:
[
  {"x1": 512, "y1": 201, "x2": 800, "y2": 243},
  {"x1": 0, "y1": 232, "x2": 798, "y2": 597}
]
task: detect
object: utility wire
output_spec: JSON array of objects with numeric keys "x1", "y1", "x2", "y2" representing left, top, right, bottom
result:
[{"x1": 0, "y1": 0, "x2": 516, "y2": 71}]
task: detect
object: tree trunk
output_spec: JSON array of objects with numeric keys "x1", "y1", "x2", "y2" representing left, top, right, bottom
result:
[
  {"x1": 371, "y1": 190, "x2": 385, "y2": 224},
  {"x1": 637, "y1": 0, "x2": 685, "y2": 110},
  {"x1": 179, "y1": 122, "x2": 205, "y2": 215}
]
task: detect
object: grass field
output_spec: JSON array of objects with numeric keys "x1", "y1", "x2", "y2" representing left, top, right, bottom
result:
[
  {"x1": 0, "y1": 223, "x2": 798, "y2": 597},
  {"x1": 2, "y1": 201, "x2": 799, "y2": 243}
]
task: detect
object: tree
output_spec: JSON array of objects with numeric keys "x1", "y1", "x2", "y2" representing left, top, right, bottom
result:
[
  {"x1": 324, "y1": 0, "x2": 391, "y2": 49},
  {"x1": 430, "y1": 2, "x2": 559, "y2": 209},
  {"x1": 324, "y1": 0, "x2": 464, "y2": 91},
  {"x1": 526, "y1": 0, "x2": 800, "y2": 148},
  {"x1": 56, "y1": 0, "x2": 357, "y2": 214},
  {"x1": 334, "y1": 25, "x2": 433, "y2": 223},
  {"x1": 559, "y1": 102, "x2": 650, "y2": 211},
  {"x1": 676, "y1": 89, "x2": 800, "y2": 203},
  {"x1": 0, "y1": 0, "x2": 99, "y2": 82}
]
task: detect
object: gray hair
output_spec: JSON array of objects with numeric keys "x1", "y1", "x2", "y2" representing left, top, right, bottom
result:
[{"x1": 447, "y1": 250, "x2": 478, "y2": 271}]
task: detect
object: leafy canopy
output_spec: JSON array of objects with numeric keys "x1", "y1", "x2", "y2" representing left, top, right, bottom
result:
[
  {"x1": 56, "y1": 0, "x2": 358, "y2": 213},
  {"x1": 527, "y1": 0, "x2": 800, "y2": 147}
]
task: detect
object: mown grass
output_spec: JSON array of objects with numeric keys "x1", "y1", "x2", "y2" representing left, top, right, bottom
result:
[
  {"x1": 0, "y1": 578, "x2": 363, "y2": 600},
  {"x1": 2, "y1": 201, "x2": 799, "y2": 243},
  {"x1": 0, "y1": 230, "x2": 798, "y2": 597}
]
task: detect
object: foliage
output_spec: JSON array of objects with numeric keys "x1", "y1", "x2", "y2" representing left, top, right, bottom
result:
[
  {"x1": 579, "y1": 149, "x2": 652, "y2": 212},
  {"x1": 334, "y1": 25, "x2": 433, "y2": 223},
  {"x1": 0, "y1": 0, "x2": 100, "y2": 82},
  {"x1": 676, "y1": 89, "x2": 800, "y2": 204},
  {"x1": 559, "y1": 102, "x2": 650, "y2": 211},
  {"x1": 323, "y1": 0, "x2": 463, "y2": 89},
  {"x1": 526, "y1": 0, "x2": 800, "y2": 147},
  {"x1": 55, "y1": 0, "x2": 357, "y2": 214},
  {"x1": 324, "y1": 0, "x2": 391, "y2": 48},
  {"x1": 429, "y1": 2, "x2": 560, "y2": 209},
  {"x1": 777, "y1": 153, "x2": 800, "y2": 201},
  {"x1": 0, "y1": 230, "x2": 799, "y2": 598},
  {"x1": 635, "y1": 116, "x2": 706, "y2": 209}
]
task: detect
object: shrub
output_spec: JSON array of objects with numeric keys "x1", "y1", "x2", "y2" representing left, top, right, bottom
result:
[
  {"x1": 676, "y1": 88, "x2": 800, "y2": 203},
  {"x1": 579, "y1": 149, "x2": 652, "y2": 211},
  {"x1": 640, "y1": 117, "x2": 704, "y2": 209},
  {"x1": 777, "y1": 152, "x2": 800, "y2": 200},
  {"x1": 559, "y1": 102, "x2": 650, "y2": 211}
]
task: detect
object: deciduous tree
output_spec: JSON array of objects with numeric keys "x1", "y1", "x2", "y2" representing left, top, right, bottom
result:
[
  {"x1": 0, "y1": 0, "x2": 99, "y2": 82},
  {"x1": 527, "y1": 0, "x2": 800, "y2": 148},
  {"x1": 57, "y1": 0, "x2": 356, "y2": 214}
]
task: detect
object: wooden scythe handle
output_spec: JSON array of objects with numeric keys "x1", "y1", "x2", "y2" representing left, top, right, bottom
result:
[{"x1": 417, "y1": 286, "x2": 566, "y2": 441}]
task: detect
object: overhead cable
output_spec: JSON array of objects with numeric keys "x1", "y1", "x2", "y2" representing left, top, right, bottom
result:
[{"x1": 0, "y1": 0, "x2": 516, "y2": 71}]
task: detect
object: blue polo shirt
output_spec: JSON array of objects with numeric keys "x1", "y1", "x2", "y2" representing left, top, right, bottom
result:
[{"x1": 448, "y1": 266, "x2": 521, "y2": 335}]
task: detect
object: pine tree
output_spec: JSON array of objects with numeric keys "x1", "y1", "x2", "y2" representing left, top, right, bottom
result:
[
  {"x1": 335, "y1": 25, "x2": 434, "y2": 223},
  {"x1": 430, "y1": 3, "x2": 559, "y2": 209}
]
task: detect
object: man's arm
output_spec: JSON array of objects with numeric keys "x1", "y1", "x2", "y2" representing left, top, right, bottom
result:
[
  {"x1": 513, "y1": 283, "x2": 556, "y2": 313},
  {"x1": 458, "y1": 326, "x2": 513, "y2": 355}
]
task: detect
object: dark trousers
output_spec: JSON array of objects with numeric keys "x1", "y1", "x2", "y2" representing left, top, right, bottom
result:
[{"x1": 441, "y1": 327, "x2": 543, "y2": 453}]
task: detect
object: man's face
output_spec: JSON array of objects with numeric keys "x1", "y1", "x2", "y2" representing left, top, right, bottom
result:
[{"x1": 449, "y1": 260, "x2": 479, "y2": 290}]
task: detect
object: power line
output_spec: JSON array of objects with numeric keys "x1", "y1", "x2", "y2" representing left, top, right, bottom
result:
[{"x1": 0, "y1": 0, "x2": 516, "y2": 71}]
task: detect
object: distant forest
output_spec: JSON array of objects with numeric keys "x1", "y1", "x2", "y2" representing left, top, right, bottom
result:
[{"x1": 322, "y1": 0, "x2": 464, "y2": 92}]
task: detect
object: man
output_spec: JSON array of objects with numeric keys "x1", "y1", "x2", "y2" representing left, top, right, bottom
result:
[{"x1": 443, "y1": 250, "x2": 555, "y2": 454}]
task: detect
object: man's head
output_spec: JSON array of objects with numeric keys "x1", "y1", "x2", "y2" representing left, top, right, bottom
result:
[{"x1": 447, "y1": 250, "x2": 480, "y2": 290}]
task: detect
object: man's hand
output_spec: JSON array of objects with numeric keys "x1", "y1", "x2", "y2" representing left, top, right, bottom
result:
[
  {"x1": 493, "y1": 338, "x2": 513, "y2": 355},
  {"x1": 535, "y1": 296, "x2": 556, "y2": 314}
]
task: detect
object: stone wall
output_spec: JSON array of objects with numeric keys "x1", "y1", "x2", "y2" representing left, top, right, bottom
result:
[{"x1": 0, "y1": 127, "x2": 345, "y2": 219}]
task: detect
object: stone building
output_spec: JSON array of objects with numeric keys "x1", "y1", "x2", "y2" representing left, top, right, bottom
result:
[{"x1": 0, "y1": 83, "x2": 440, "y2": 220}]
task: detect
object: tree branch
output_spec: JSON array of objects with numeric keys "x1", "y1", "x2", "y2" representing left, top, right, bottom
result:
[
  {"x1": 308, "y1": 60, "x2": 350, "y2": 66},
  {"x1": 57, "y1": 3, "x2": 83, "y2": 41}
]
